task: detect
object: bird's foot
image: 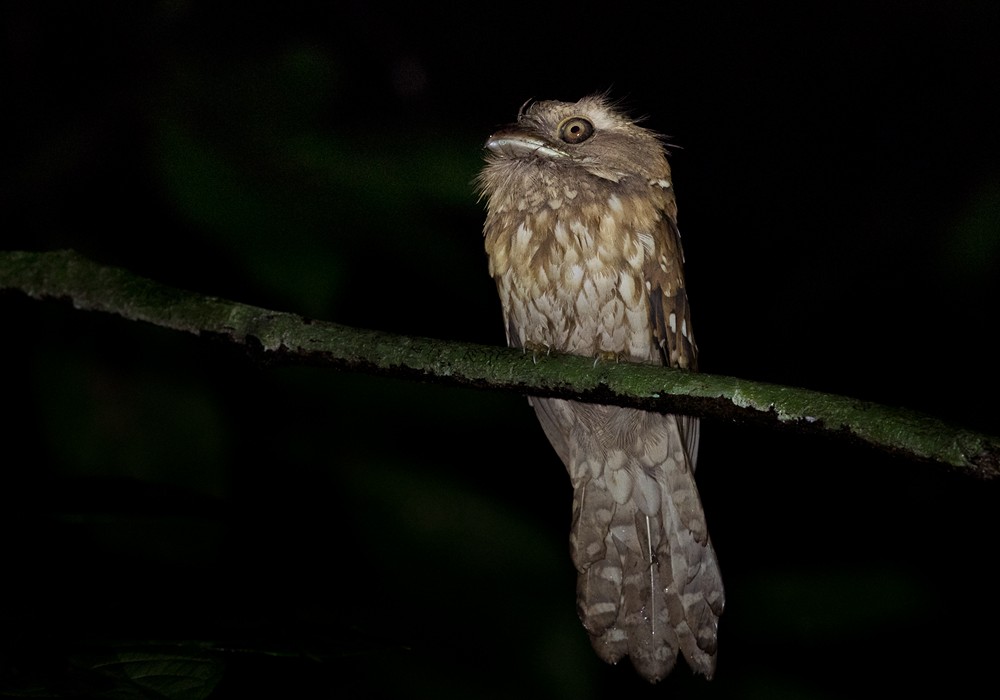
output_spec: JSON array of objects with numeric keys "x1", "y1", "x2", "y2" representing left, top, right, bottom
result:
[
  {"x1": 593, "y1": 350, "x2": 623, "y2": 368},
  {"x1": 522, "y1": 340, "x2": 553, "y2": 364}
]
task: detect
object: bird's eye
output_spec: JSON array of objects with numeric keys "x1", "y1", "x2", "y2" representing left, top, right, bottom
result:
[{"x1": 558, "y1": 116, "x2": 595, "y2": 144}]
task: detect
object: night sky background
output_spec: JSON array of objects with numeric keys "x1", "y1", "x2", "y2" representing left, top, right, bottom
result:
[{"x1": 3, "y1": 2, "x2": 1000, "y2": 697}]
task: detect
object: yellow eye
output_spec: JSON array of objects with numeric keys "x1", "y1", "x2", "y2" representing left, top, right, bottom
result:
[{"x1": 558, "y1": 116, "x2": 595, "y2": 144}]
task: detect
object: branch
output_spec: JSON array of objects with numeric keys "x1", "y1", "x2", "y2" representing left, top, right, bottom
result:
[{"x1": 3, "y1": 249, "x2": 998, "y2": 480}]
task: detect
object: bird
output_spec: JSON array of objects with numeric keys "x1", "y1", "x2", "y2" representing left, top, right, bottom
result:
[{"x1": 476, "y1": 95, "x2": 724, "y2": 683}]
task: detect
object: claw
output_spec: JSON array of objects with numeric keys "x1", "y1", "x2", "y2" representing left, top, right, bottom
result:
[
  {"x1": 523, "y1": 340, "x2": 552, "y2": 364},
  {"x1": 593, "y1": 350, "x2": 623, "y2": 368}
]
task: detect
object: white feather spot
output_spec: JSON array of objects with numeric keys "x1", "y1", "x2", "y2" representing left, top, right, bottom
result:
[
  {"x1": 669, "y1": 312, "x2": 677, "y2": 334},
  {"x1": 617, "y1": 273, "x2": 638, "y2": 305},
  {"x1": 606, "y1": 463, "x2": 632, "y2": 504},
  {"x1": 588, "y1": 601, "x2": 618, "y2": 617},
  {"x1": 637, "y1": 231, "x2": 656, "y2": 256},
  {"x1": 634, "y1": 471, "x2": 662, "y2": 517},
  {"x1": 570, "y1": 219, "x2": 593, "y2": 248},
  {"x1": 552, "y1": 221, "x2": 570, "y2": 247},
  {"x1": 515, "y1": 223, "x2": 532, "y2": 248},
  {"x1": 565, "y1": 263, "x2": 584, "y2": 287}
]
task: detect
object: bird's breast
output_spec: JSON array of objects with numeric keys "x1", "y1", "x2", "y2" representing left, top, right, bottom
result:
[{"x1": 485, "y1": 192, "x2": 662, "y2": 362}]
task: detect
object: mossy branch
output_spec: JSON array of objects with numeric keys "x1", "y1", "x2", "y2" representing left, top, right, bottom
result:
[{"x1": 3, "y1": 249, "x2": 997, "y2": 480}]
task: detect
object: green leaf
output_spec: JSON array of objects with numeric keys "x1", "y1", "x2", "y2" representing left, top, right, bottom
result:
[{"x1": 79, "y1": 646, "x2": 224, "y2": 700}]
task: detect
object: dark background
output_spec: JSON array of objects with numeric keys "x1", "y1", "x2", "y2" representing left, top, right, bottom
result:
[{"x1": 3, "y1": 2, "x2": 999, "y2": 697}]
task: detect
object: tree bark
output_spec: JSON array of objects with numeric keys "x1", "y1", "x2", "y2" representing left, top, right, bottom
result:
[{"x1": 3, "y1": 249, "x2": 997, "y2": 479}]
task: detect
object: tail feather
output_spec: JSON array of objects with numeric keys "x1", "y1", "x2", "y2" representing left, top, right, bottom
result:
[{"x1": 532, "y1": 397, "x2": 724, "y2": 682}]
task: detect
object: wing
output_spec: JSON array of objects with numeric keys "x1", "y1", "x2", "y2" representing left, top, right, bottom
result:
[
  {"x1": 644, "y1": 211, "x2": 701, "y2": 469},
  {"x1": 645, "y1": 214, "x2": 698, "y2": 372}
]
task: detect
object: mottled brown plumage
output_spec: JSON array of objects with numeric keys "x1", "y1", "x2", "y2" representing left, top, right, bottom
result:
[{"x1": 477, "y1": 95, "x2": 724, "y2": 682}]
